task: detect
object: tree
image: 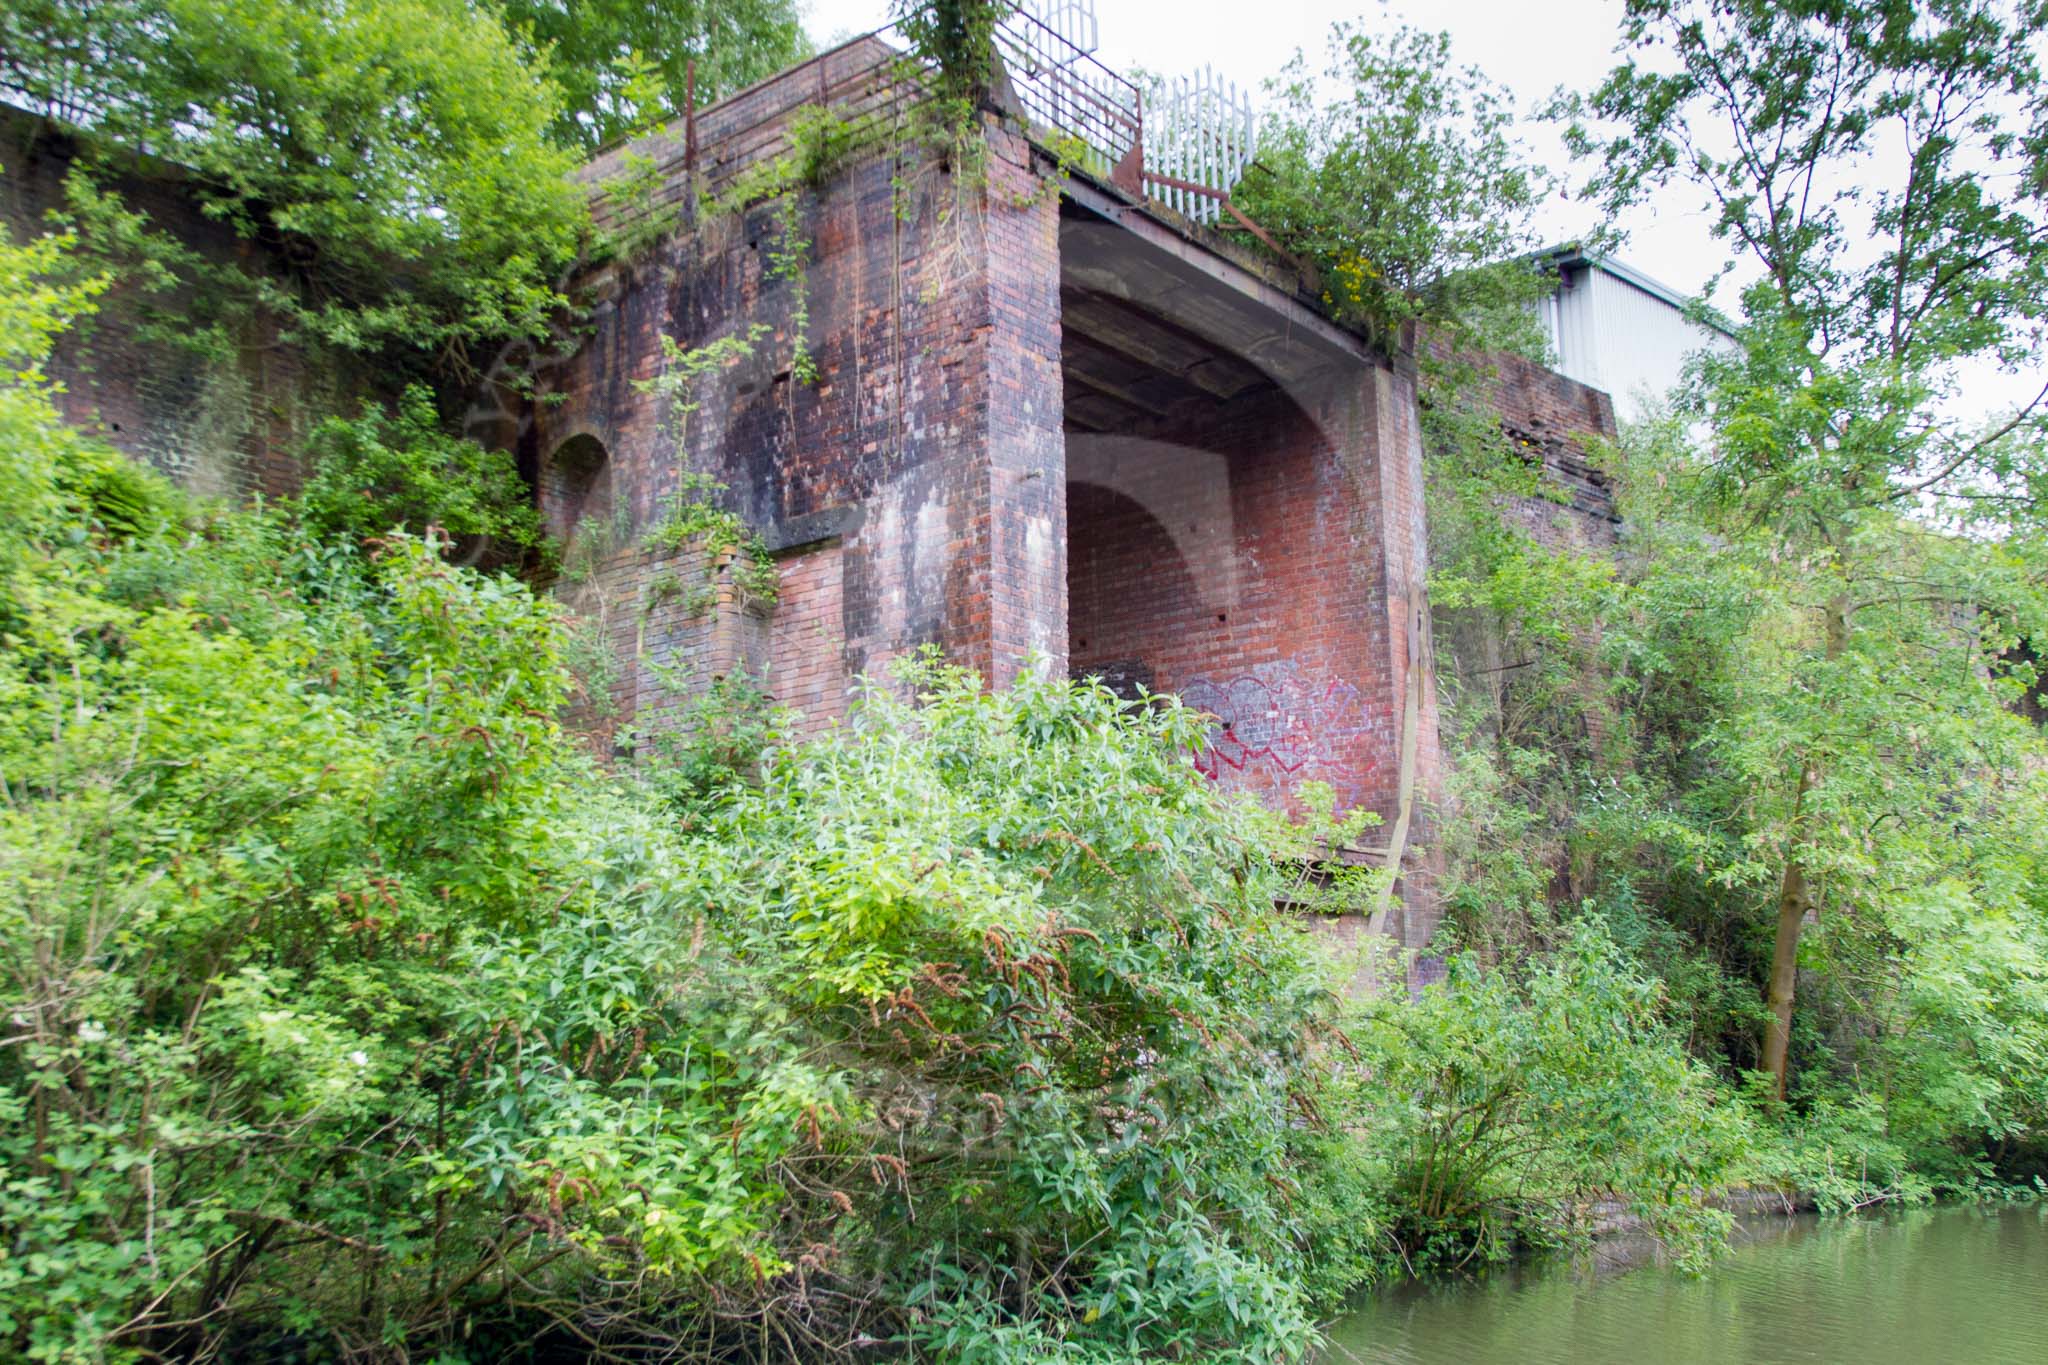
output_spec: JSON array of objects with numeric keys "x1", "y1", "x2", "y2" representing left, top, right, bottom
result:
[
  {"x1": 1581, "y1": 0, "x2": 2048, "y2": 1099},
  {"x1": 1232, "y1": 17, "x2": 1557, "y2": 352},
  {"x1": 0, "y1": 0, "x2": 586, "y2": 370},
  {"x1": 499, "y1": 0, "x2": 809, "y2": 153}
]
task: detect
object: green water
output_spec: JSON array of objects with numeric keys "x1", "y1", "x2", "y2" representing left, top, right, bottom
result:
[{"x1": 1320, "y1": 1205, "x2": 2048, "y2": 1364}]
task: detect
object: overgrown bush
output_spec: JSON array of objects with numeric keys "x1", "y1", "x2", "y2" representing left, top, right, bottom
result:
[
  {"x1": 640, "y1": 657, "x2": 1356, "y2": 1360},
  {"x1": 27, "y1": 209, "x2": 2044, "y2": 1365},
  {"x1": 1, "y1": 0, "x2": 584, "y2": 368},
  {"x1": 1232, "y1": 20, "x2": 1555, "y2": 352},
  {"x1": 1344, "y1": 920, "x2": 1754, "y2": 1272},
  {"x1": 298, "y1": 384, "x2": 549, "y2": 569}
]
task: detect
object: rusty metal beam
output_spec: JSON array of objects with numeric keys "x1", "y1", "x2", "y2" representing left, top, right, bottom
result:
[{"x1": 1137, "y1": 171, "x2": 1284, "y2": 257}]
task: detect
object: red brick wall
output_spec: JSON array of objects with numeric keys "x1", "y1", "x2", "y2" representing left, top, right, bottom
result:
[
  {"x1": 771, "y1": 541, "x2": 849, "y2": 734},
  {"x1": 507, "y1": 101, "x2": 1067, "y2": 737},
  {"x1": 551, "y1": 535, "x2": 774, "y2": 747},
  {"x1": 1068, "y1": 380, "x2": 1400, "y2": 819},
  {"x1": 1064, "y1": 354, "x2": 1453, "y2": 959}
]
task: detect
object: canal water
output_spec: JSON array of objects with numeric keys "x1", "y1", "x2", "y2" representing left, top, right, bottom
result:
[{"x1": 1320, "y1": 1204, "x2": 2048, "y2": 1364}]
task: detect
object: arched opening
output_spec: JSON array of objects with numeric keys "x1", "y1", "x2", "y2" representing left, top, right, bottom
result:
[
  {"x1": 1065, "y1": 474, "x2": 1205, "y2": 702},
  {"x1": 541, "y1": 433, "x2": 614, "y2": 545}
]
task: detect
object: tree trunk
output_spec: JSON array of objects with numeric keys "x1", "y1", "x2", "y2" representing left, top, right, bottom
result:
[
  {"x1": 1760, "y1": 594, "x2": 1849, "y2": 1101},
  {"x1": 1761, "y1": 766, "x2": 1815, "y2": 1100}
]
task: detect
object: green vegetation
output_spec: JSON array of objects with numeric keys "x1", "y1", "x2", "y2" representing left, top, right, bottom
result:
[
  {"x1": 891, "y1": 0, "x2": 1009, "y2": 110},
  {"x1": 497, "y1": 0, "x2": 809, "y2": 152},
  {"x1": 1233, "y1": 19, "x2": 1558, "y2": 354},
  {"x1": 1422, "y1": 0, "x2": 2048, "y2": 1210},
  {"x1": 299, "y1": 386, "x2": 550, "y2": 571},
  {"x1": 1580, "y1": 0, "x2": 2048, "y2": 1100},
  {"x1": 3, "y1": 0, "x2": 2048, "y2": 1360},
  {"x1": 1352, "y1": 924, "x2": 1751, "y2": 1272},
  {"x1": 0, "y1": 0, "x2": 586, "y2": 372},
  {"x1": 642, "y1": 475, "x2": 781, "y2": 610},
  {"x1": 1231, "y1": 0, "x2": 2048, "y2": 1219}
]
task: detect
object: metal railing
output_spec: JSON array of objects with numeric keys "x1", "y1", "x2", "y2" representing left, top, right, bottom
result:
[
  {"x1": 1140, "y1": 65, "x2": 1257, "y2": 226},
  {"x1": 993, "y1": 3, "x2": 1144, "y2": 193},
  {"x1": 995, "y1": 1, "x2": 1262, "y2": 232},
  {"x1": 642, "y1": 1, "x2": 1261, "y2": 237}
]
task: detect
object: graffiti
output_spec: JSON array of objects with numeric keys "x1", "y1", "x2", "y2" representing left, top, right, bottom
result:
[{"x1": 1179, "y1": 660, "x2": 1377, "y2": 808}]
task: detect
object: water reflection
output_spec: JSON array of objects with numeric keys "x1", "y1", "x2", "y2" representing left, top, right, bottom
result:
[{"x1": 1320, "y1": 1205, "x2": 2048, "y2": 1365}]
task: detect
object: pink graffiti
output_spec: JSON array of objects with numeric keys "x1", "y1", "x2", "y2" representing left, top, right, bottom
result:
[{"x1": 1179, "y1": 661, "x2": 1376, "y2": 806}]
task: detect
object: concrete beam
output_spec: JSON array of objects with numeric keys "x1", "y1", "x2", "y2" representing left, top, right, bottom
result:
[{"x1": 1059, "y1": 176, "x2": 1378, "y2": 381}]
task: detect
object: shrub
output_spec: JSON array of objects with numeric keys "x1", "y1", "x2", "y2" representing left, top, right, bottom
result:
[
  {"x1": 298, "y1": 384, "x2": 548, "y2": 569},
  {"x1": 659, "y1": 657, "x2": 1349, "y2": 1360},
  {"x1": 1345, "y1": 920, "x2": 1755, "y2": 1271},
  {"x1": 1, "y1": 0, "x2": 585, "y2": 365}
]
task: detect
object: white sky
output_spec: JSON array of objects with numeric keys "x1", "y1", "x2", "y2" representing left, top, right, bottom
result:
[{"x1": 799, "y1": 0, "x2": 1730, "y2": 303}]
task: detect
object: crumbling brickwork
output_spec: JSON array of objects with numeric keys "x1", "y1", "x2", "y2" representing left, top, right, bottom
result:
[
  {"x1": 1482, "y1": 348, "x2": 1622, "y2": 552},
  {"x1": 550, "y1": 537, "x2": 774, "y2": 748}
]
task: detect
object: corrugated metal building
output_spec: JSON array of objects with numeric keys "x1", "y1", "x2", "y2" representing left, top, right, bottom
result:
[{"x1": 1535, "y1": 248, "x2": 1739, "y2": 423}]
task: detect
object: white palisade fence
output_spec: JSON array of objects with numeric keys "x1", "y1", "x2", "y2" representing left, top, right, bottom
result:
[
  {"x1": 997, "y1": 2, "x2": 1258, "y2": 220},
  {"x1": 1143, "y1": 65, "x2": 1257, "y2": 224},
  {"x1": 1016, "y1": 0, "x2": 1099, "y2": 56}
]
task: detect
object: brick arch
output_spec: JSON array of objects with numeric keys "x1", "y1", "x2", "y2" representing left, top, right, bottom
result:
[
  {"x1": 540, "y1": 432, "x2": 613, "y2": 544},
  {"x1": 1062, "y1": 434, "x2": 1240, "y2": 615}
]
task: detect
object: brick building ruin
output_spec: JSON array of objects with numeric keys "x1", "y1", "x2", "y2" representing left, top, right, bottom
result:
[{"x1": 2, "y1": 23, "x2": 1622, "y2": 955}]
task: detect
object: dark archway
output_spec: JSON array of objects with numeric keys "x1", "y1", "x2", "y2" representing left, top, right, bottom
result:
[{"x1": 540, "y1": 433, "x2": 614, "y2": 544}]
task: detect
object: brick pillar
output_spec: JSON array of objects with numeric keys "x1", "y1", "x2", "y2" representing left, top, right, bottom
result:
[
  {"x1": 981, "y1": 124, "x2": 1067, "y2": 684},
  {"x1": 1372, "y1": 346, "x2": 1446, "y2": 958},
  {"x1": 856, "y1": 120, "x2": 1065, "y2": 688}
]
